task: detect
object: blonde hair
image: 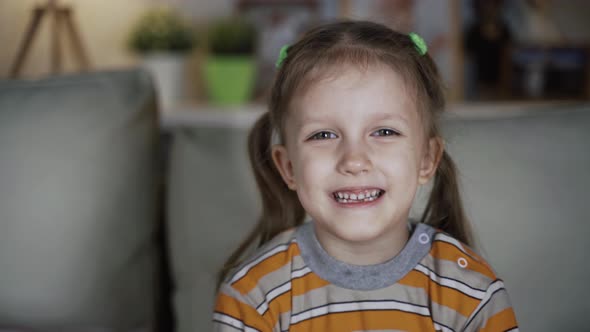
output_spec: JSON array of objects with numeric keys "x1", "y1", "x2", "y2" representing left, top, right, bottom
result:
[{"x1": 217, "y1": 20, "x2": 473, "y2": 288}]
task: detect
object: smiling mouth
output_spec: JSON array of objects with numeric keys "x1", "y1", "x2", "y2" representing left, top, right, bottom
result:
[{"x1": 332, "y1": 189, "x2": 385, "y2": 203}]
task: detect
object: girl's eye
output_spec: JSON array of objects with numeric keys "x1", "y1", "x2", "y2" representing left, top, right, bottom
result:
[
  {"x1": 372, "y1": 128, "x2": 399, "y2": 137},
  {"x1": 309, "y1": 131, "x2": 337, "y2": 140}
]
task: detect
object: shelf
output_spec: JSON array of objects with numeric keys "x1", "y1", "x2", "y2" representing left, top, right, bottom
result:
[
  {"x1": 160, "y1": 103, "x2": 265, "y2": 129},
  {"x1": 160, "y1": 100, "x2": 586, "y2": 129}
]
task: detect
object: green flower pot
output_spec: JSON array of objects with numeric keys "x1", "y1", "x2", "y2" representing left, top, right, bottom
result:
[{"x1": 204, "y1": 56, "x2": 255, "y2": 105}]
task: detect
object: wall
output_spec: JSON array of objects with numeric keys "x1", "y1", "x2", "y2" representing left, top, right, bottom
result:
[{"x1": 0, "y1": 0, "x2": 233, "y2": 79}]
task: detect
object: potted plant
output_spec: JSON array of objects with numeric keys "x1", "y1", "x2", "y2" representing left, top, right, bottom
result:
[
  {"x1": 129, "y1": 7, "x2": 196, "y2": 110},
  {"x1": 204, "y1": 17, "x2": 257, "y2": 105}
]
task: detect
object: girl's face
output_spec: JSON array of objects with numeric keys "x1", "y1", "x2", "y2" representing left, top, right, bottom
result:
[{"x1": 272, "y1": 65, "x2": 441, "y2": 263}]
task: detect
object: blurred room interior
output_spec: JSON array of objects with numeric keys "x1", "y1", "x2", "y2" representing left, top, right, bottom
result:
[
  {"x1": 0, "y1": 1, "x2": 589, "y2": 332},
  {"x1": 2, "y1": 0, "x2": 589, "y2": 109}
]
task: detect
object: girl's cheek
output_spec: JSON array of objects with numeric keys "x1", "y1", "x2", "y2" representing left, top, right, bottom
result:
[
  {"x1": 295, "y1": 149, "x2": 327, "y2": 171},
  {"x1": 300, "y1": 154, "x2": 333, "y2": 179},
  {"x1": 300, "y1": 146, "x2": 333, "y2": 162},
  {"x1": 373, "y1": 146, "x2": 418, "y2": 173}
]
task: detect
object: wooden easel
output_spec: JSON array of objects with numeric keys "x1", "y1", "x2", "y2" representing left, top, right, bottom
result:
[{"x1": 10, "y1": 0, "x2": 91, "y2": 78}]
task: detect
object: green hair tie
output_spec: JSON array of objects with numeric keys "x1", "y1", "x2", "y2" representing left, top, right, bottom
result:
[
  {"x1": 409, "y1": 32, "x2": 427, "y2": 56},
  {"x1": 276, "y1": 45, "x2": 289, "y2": 68}
]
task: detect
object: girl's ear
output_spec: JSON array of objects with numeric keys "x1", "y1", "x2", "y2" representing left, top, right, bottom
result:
[
  {"x1": 418, "y1": 137, "x2": 444, "y2": 185},
  {"x1": 271, "y1": 144, "x2": 297, "y2": 190}
]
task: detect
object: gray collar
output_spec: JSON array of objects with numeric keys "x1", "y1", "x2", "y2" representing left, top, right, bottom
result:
[{"x1": 296, "y1": 221, "x2": 435, "y2": 290}]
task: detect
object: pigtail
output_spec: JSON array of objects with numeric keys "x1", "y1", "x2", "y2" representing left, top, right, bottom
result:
[
  {"x1": 248, "y1": 112, "x2": 306, "y2": 243},
  {"x1": 216, "y1": 112, "x2": 306, "y2": 289},
  {"x1": 420, "y1": 151, "x2": 473, "y2": 246}
]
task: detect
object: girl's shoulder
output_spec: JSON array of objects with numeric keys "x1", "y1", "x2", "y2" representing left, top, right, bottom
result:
[
  {"x1": 424, "y1": 228, "x2": 501, "y2": 289},
  {"x1": 214, "y1": 228, "x2": 302, "y2": 330},
  {"x1": 222, "y1": 227, "x2": 300, "y2": 290},
  {"x1": 414, "y1": 226, "x2": 518, "y2": 331}
]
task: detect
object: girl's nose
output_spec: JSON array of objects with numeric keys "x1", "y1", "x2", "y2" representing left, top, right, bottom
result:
[{"x1": 337, "y1": 144, "x2": 372, "y2": 175}]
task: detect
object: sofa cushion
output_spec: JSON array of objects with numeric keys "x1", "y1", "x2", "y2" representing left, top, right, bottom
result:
[
  {"x1": 0, "y1": 69, "x2": 159, "y2": 330},
  {"x1": 166, "y1": 127, "x2": 259, "y2": 332},
  {"x1": 436, "y1": 105, "x2": 590, "y2": 331}
]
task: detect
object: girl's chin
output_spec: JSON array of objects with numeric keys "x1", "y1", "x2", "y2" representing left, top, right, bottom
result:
[
  {"x1": 338, "y1": 228, "x2": 387, "y2": 243},
  {"x1": 317, "y1": 221, "x2": 391, "y2": 244}
]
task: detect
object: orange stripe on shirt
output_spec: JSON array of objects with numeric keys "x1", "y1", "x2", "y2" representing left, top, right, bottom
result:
[
  {"x1": 260, "y1": 272, "x2": 330, "y2": 327},
  {"x1": 479, "y1": 307, "x2": 519, "y2": 332},
  {"x1": 289, "y1": 309, "x2": 436, "y2": 332},
  {"x1": 431, "y1": 241, "x2": 496, "y2": 280},
  {"x1": 261, "y1": 289, "x2": 290, "y2": 328},
  {"x1": 292, "y1": 271, "x2": 330, "y2": 296},
  {"x1": 233, "y1": 243, "x2": 300, "y2": 295},
  {"x1": 399, "y1": 270, "x2": 480, "y2": 317},
  {"x1": 214, "y1": 293, "x2": 272, "y2": 331},
  {"x1": 463, "y1": 244, "x2": 495, "y2": 272}
]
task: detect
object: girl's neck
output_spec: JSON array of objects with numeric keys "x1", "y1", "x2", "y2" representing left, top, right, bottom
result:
[{"x1": 313, "y1": 222, "x2": 410, "y2": 266}]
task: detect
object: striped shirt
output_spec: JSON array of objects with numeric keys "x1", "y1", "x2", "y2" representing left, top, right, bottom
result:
[{"x1": 213, "y1": 222, "x2": 519, "y2": 332}]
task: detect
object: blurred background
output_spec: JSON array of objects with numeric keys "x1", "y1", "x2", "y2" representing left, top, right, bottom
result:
[
  {"x1": 1, "y1": 1, "x2": 590, "y2": 332},
  {"x1": 2, "y1": 0, "x2": 589, "y2": 107}
]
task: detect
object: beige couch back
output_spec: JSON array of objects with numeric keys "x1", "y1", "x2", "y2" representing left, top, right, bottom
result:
[{"x1": 0, "y1": 70, "x2": 160, "y2": 331}]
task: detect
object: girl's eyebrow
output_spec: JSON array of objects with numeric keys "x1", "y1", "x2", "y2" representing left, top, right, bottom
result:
[{"x1": 296, "y1": 112, "x2": 410, "y2": 131}]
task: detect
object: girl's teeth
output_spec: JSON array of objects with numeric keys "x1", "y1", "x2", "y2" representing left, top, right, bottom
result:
[{"x1": 334, "y1": 190, "x2": 382, "y2": 203}]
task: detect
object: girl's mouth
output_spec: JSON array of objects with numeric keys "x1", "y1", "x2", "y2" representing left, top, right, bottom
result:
[{"x1": 332, "y1": 189, "x2": 385, "y2": 204}]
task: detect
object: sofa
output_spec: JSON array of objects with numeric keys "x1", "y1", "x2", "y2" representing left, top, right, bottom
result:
[{"x1": 0, "y1": 69, "x2": 588, "y2": 332}]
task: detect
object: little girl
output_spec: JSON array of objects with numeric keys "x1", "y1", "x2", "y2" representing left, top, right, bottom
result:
[{"x1": 213, "y1": 20, "x2": 519, "y2": 332}]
